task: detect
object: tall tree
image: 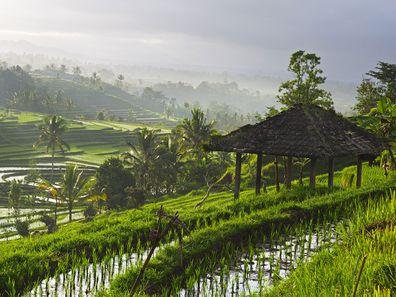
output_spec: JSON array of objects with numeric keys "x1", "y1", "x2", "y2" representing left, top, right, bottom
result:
[
  {"x1": 354, "y1": 61, "x2": 396, "y2": 114},
  {"x1": 96, "y1": 157, "x2": 134, "y2": 209},
  {"x1": 177, "y1": 107, "x2": 216, "y2": 158},
  {"x1": 34, "y1": 115, "x2": 70, "y2": 181},
  {"x1": 277, "y1": 50, "x2": 333, "y2": 109},
  {"x1": 123, "y1": 128, "x2": 160, "y2": 195},
  {"x1": 60, "y1": 164, "x2": 96, "y2": 222}
]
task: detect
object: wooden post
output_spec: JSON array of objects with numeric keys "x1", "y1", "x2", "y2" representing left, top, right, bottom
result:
[
  {"x1": 309, "y1": 157, "x2": 317, "y2": 189},
  {"x1": 274, "y1": 156, "x2": 280, "y2": 192},
  {"x1": 356, "y1": 155, "x2": 362, "y2": 188},
  {"x1": 285, "y1": 156, "x2": 293, "y2": 189},
  {"x1": 255, "y1": 153, "x2": 263, "y2": 195},
  {"x1": 234, "y1": 152, "x2": 242, "y2": 199},
  {"x1": 328, "y1": 157, "x2": 334, "y2": 189}
]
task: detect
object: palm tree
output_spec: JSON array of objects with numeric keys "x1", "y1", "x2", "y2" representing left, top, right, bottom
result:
[
  {"x1": 61, "y1": 164, "x2": 96, "y2": 222},
  {"x1": 123, "y1": 128, "x2": 160, "y2": 194},
  {"x1": 39, "y1": 164, "x2": 96, "y2": 223},
  {"x1": 38, "y1": 179, "x2": 61, "y2": 224},
  {"x1": 34, "y1": 115, "x2": 70, "y2": 182},
  {"x1": 177, "y1": 107, "x2": 216, "y2": 158}
]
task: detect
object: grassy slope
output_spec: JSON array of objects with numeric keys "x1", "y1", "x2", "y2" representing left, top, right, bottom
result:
[
  {"x1": 101, "y1": 168, "x2": 396, "y2": 296},
  {"x1": 265, "y1": 191, "x2": 396, "y2": 297},
  {"x1": 0, "y1": 165, "x2": 392, "y2": 295}
]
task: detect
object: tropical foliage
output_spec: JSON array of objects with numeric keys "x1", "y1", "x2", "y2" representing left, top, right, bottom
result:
[
  {"x1": 34, "y1": 115, "x2": 70, "y2": 181},
  {"x1": 277, "y1": 50, "x2": 333, "y2": 109}
]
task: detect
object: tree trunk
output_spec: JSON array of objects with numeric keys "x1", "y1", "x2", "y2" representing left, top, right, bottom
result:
[
  {"x1": 51, "y1": 147, "x2": 55, "y2": 182},
  {"x1": 234, "y1": 153, "x2": 242, "y2": 199},
  {"x1": 274, "y1": 156, "x2": 280, "y2": 192},
  {"x1": 299, "y1": 167, "x2": 303, "y2": 185},
  {"x1": 328, "y1": 157, "x2": 334, "y2": 189},
  {"x1": 68, "y1": 201, "x2": 72, "y2": 222},
  {"x1": 255, "y1": 153, "x2": 263, "y2": 195},
  {"x1": 285, "y1": 156, "x2": 292, "y2": 189},
  {"x1": 309, "y1": 158, "x2": 317, "y2": 189},
  {"x1": 54, "y1": 198, "x2": 58, "y2": 225}
]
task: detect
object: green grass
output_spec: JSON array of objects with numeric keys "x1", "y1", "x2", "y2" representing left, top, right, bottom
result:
[
  {"x1": 265, "y1": 191, "x2": 396, "y2": 297},
  {"x1": 100, "y1": 169, "x2": 395, "y2": 296},
  {"x1": 0, "y1": 164, "x2": 391, "y2": 295}
]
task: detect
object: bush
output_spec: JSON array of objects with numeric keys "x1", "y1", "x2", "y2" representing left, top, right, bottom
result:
[
  {"x1": 15, "y1": 220, "x2": 30, "y2": 237},
  {"x1": 125, "y1": 187, "x2": 146, "y2": 208},
  {"x1": 39, "y1": 213, "x2": 57, "y2": 233},
  {"x1": 84, "y1": 205, "x2": 97, "y2": 220}
]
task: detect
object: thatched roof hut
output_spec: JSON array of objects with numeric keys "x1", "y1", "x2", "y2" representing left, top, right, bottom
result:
[{"x1": 206, "y1": 104, "x2": 386, "y2": 197}]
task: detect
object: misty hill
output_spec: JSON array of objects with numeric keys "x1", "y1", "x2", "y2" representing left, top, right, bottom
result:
[
  {"x1": 151, "y1": 79, "x2": 357, "y2": 114},
  {"x1": 0, "y1": 47, "x2": 358, "y2": 114},
  {"x1": 0, "y1": 66, "x2": 174, "y2": 125}
]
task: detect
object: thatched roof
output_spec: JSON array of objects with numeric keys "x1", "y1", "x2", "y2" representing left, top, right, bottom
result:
[{"x1": 206, "y1": 104, "x2": 387, "y2": 158}]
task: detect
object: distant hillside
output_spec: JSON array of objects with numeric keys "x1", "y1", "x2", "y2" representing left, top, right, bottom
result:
[
  {"x1": 152, "y1": 79, "x2": 358, "y2": 113},
  {"x1": 0, "y1": 66, "x2": 175, "y2": 126},
  {"x1": 0, "y1": 50, "x2": 358, "y2": 114}
]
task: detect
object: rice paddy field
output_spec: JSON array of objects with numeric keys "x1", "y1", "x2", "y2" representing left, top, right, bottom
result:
[
  {"x1": 0, "y1": 110, "x2": 171, "y2": 169},
  {"x1": 0, "y1": 110, "x2": 173, "y2": 241},
  {"x1": 0, "y1": 164, "x2": 394, "y2": 296}
]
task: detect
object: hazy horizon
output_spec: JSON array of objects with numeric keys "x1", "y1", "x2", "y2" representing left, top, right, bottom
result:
[{"x1": 0, "y1": 0, "x2": 395, "y2": 82}]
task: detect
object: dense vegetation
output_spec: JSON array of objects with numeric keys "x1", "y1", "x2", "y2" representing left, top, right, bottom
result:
[{"x1": 0, "y1": 53, "x2": 394, "y2": 297}]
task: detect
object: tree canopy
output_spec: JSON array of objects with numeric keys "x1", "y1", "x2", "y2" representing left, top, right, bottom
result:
[
  {"x1": 277, "y1": 50, "x2": 333, "y2": 109},
  {"x1": 354, "y1": 61, "x2": 396, "y2": 114}
]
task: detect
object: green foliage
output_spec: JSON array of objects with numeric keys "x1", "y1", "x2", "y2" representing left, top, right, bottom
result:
[
  {"x1": 267, "y1": 191, "x2": 396, "y2": 296},
  {"x1": 104, "y1": 171, "x2": 395, "y2": 296},
  {"x1": 0, "y1": 65, "x2": 34, "y2": 104},
  {"x1": 354, "y1": 78, "x2": 383, "y2": 114},
  {"x1": 15, "y1": 220, "x2": 29, "y2": 237},
  {"x1": 354, "y1": 61, "x2": 396, "y2": 114},
  {"x1": 96, "y1": 111, "x2": 105, "y2": 120},
  {"x1": 60, "y1": 164, "x2": 97, "y2": 222},
  {"x1": 34, "y1": 115, "x2": 70, "y2": 160},
  {"x1": 8, "y1": 180, "x2": 23, "y2": 216},
  {"x1": 96, "y1": 157, "x2": 135, "y2": 209},
  {"x1": 277, "y1": 50, "x2": 333, "y2": 109},
  {"x1": 0, "y1": 165, "x2": 393, "y2": 295},
  {"x1": 83, "y1": 204, "x2": 97, "y2": 220},
  {"x1": 176, "y1": 107, "x2": 216, "y2": 158},
  {"x1": 39, "y1": 213, "x2": 57, "y2": 233}
]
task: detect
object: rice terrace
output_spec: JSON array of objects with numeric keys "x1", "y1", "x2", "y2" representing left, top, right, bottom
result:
[{"x1": 0, "y1": 1, "x2": 395, "y2": 296}]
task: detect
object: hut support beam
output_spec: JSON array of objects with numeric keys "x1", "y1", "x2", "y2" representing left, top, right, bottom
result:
[
  {"x1": 285, "y1": 156, "x2": 293, "y2": 189},
  {"x1": 309, "y1": 158, "x2": 317, "y2": 189},
  {"x1": 328, "y1": 157, "x2": 334, "y2": 189},
  {"x1": 356, "y1": 155, "x2": 362, "y2": 188},
  {"x1": 234, "y1": 152, "x2": 242, "y2": 199},
  {"x1": 255, "y1": 153, "x2": 263, "y2": 195},
  {"x1": 274, "y1": 156, "x2": 280, "y2": 192}
]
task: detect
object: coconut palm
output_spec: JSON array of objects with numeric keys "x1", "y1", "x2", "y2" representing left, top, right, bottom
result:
[
  {"x1": 60, "y1": 164, "x2": 97, "y2": 222},
  {"x1": 177, "y1": 107, "x2": 216, "y2": 158},
  {"x1": 38, "y1": 179, "x2": 61, "y2": 224},
  {"x1": 39, "y1": 164, "x2": 96, "y2": 223},
  {"x1": 34, "y1": 115, "x2": 70, "y2": 182},
  {"x1": 123, "y1": 128, "x2": 160, "y2": 194}
]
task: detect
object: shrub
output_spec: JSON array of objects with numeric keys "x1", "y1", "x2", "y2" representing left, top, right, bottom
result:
[
  {"x1": 15, "y1": 220, "x2": 30, "y2": 237},
  {"x1": 39, "y1": 213, "x2": 57, "y2": 233},
  {"x1": 84, "y1": 204, "x2": 97, "y2": 220}
]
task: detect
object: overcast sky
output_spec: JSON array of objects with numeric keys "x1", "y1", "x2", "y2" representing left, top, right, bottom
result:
[{"x1": 0, "y1": 0, "x2": 395, "y2": 81}]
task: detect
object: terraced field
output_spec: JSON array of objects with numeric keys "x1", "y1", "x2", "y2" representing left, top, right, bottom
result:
[
  {"x1": 0, "y1": 111, "x2": 170, "y2": 169},
  {"x1": 0, "y1": 164, "x2": 393, "y2": 295},
  {"x1": 34, "y1": 76, "x2": 177, "y2": 126}
]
